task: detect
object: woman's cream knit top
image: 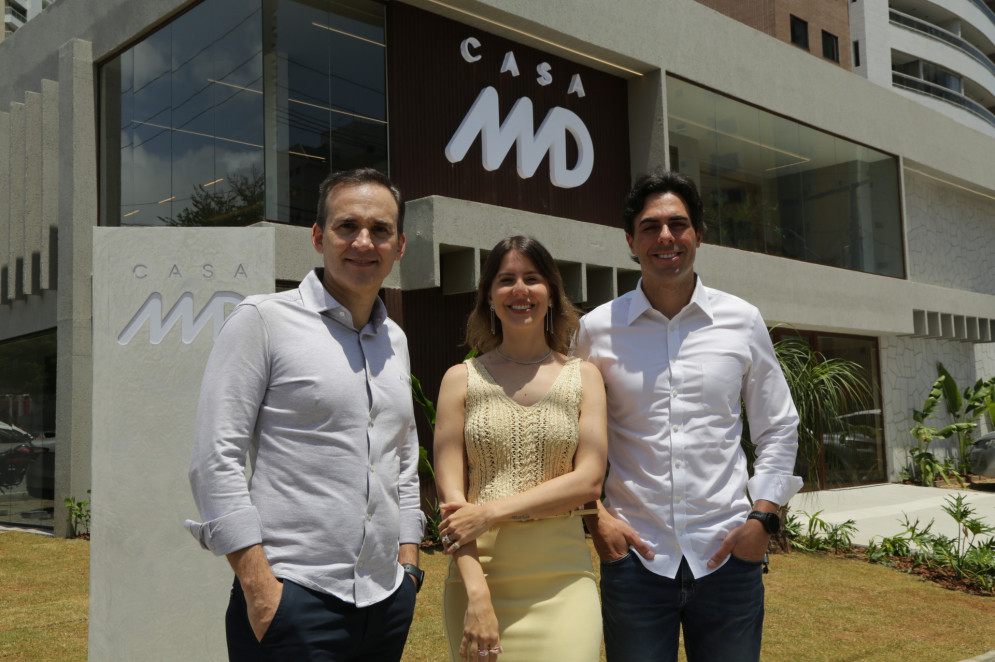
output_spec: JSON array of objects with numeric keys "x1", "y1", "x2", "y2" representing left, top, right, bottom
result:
[{"x1": 463, "y1": 356, "x2": 582, "y2": 505}]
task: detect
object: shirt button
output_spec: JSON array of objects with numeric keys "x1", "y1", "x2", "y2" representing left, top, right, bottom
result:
[
  {"x1": 338, "y1": 311, "x2": 345, "y2": 317},
  {"x1": 369, "y1": 417, "x2": 375, "y2": 427},
  {"x1": 669, "y1": 358, "x2": 676, "y2": 364},
  {"x1": 672, "y1": 389, "x2": 678, "y2": 397},
  {"x1": 675, "y1": 460, "x2": 681, "y2": 468},
  {"x1": 370, "y1": 465, "x2": 375, "y2": 473},
  {"x1": 357, "y1": 561, "x2": 363, "y2": 569},
  {"x1": 678, "y1": 529, "x2": 685, "y2": 536},
  {"x1": 367, "y1": 513, "x2": 372, "y2": 521},
  {"x1": 676, "y1": 496, "x2": 682, "y2": 503},
  {"x1": 672, "y1": 424, "x2": 679, "y2": 432}
]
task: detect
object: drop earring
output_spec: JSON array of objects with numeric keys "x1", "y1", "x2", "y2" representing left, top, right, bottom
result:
[
  {"x1": 545, "y1": 304, "x2": 553, "y2": 334},
  {"x1": 490, "y1": 305, "x2": 496, "y2": 335}
]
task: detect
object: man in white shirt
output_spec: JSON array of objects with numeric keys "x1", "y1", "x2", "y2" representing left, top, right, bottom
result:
[
  {"x1": 575, "y1": 171, "x2": 802, "y2": 662},
  {"x1": 186, "y1": 168, "x2": 425, "y2": 661}
]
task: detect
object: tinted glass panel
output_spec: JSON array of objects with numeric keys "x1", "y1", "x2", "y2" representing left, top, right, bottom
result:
[
  {"x1": 667, "y1": 77, "x2": 904, "y2": 277},
  {"x1": 0, "y1": 332, "x2": 56, "y2": 529},
  {"x1": 790, "y1": 15, "x2": 809, "y2": 49},
  {"x1": 822, "y1": 31, "x2": 839, "y2": 62},
  {"x1": 263, "y1": 0, "x2": 387, "y2": 225},
  {"x1": 101, "y1": 0, "x2": 387, "y2": 227},
  {"x1": 102, "y1": 0, "x2": 264, "y2": 226},
  {"x1": 817, "y1": 335, "x2": 885, "y2": 486}
]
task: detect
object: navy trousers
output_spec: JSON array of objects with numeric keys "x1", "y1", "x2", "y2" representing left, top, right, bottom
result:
[
  {"x1": 601, "y1": 554, "x2": 765, "y2": 662},
  {"x1": 226, "y1": 576, "x2": 416, "y2": 661}
]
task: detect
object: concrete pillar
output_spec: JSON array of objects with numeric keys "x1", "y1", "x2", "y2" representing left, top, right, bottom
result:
[
  {"x1": 41, "y1": 79, "x2": 58, "y2": 291},
  {"x1": 0, "y1": 110, "x2": 9, "y2": 305},
  {"x1": 24, "y1": 90, "x2": 42, "y2": 295},
  {"x1": 627, "y1": 69, "x2": 667, "y2": 177},
  {"x1": 55, "y1": 38, "x2": 96, "y2": 538},
  {"x1": 8, "y1": 101, "x2": 25, "y2": 300}
]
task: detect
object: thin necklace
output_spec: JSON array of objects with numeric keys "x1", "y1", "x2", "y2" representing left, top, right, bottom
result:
[{"x1": 496, "y1": 347, "x2": 553, "y2": 365}]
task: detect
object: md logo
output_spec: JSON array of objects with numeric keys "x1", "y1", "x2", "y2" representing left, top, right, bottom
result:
[
  {"x1": 118, "y1": 291, "x2": 244, "y2": 345},
  {"x1": 445, "y1": 86, "x2": 594, "y2": 189}
]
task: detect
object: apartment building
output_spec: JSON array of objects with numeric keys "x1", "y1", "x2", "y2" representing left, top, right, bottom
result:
[
  {"x1": 0, "y1": 0, "x2": 992, "y2": 655},
  {"x1": 852, "y1": 0, "x2": 995, "y2": 138}
]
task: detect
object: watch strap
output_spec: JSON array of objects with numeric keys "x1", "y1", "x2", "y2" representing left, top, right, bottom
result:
[{"x1": 401, "y1": 563, "x2": 424, "y2": 593}]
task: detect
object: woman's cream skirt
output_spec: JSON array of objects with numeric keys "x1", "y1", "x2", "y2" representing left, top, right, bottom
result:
[{"x1": 442, "y1": 515, "x2": 602, "y2": 661}]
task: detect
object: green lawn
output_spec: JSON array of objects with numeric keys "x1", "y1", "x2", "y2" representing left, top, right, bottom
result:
[{"x1": 2, "y1": 531, "x2": 993, "y2": 661}]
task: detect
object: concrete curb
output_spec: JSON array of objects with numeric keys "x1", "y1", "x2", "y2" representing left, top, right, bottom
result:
[{"x1": 959, "y1": 652, "x2": 995, "y2": 662}]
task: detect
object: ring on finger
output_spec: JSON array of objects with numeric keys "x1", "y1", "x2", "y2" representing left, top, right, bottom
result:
[
  {"x1": 452, "y1": 541, "x2": 461, "y2": 551},
  {"x1": 489, "y1": 647, "x2": 502, "y2": 654},
  {"x1": 441, "y1": 534, "x2": 451, "y2": 545},
  {"x1": 477, "y1": 650, "x2": 488, "y2": 657}
]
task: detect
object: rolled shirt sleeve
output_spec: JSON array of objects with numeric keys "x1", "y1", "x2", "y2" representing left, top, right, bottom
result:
[
  {"x1": 186, "y1": 304, "x2": 269, "y2": 555},
  {"x1": 743, "y1": 310, "x2": 803, "y2": 507}
]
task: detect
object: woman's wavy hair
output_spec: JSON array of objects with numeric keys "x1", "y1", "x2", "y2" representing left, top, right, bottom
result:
[{"x1": 465, "y1": 236, "x2": 580, "y2": 355}]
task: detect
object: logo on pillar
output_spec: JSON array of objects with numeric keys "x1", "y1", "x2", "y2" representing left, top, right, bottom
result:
[{"x1": 118, "y1": 291, "x2": 244, "y2": 345}]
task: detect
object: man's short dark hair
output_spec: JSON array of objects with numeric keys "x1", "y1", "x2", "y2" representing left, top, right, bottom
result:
[
  {"x1": 316, "y1": 167, "x2": 406, "y2": 233},
  {"x1": 622, "y1": 171, "x2": 706, "y2": 237}
]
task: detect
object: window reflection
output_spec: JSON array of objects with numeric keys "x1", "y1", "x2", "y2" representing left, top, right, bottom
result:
[
  {"x1": 101, "y1": 0, "x2": 387, "y2": 227},
  {"x1": 0, "y1": 332, "x2": 57, "y2": 529},
  {"x1": 263, "y1": 0, "x2": 387, "y2": 225},
  {"x1": 102, "y1": 0, "x2": 264, "y2": 227},
  {"x1": 667, "y1": 77, "x2": 904, "y2": 278},
  {"x1": 772, "y1": 329, "x2": 885, "y2": 489}
]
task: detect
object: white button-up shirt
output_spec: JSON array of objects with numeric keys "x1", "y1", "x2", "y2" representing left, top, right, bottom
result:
[{"x1": 574, "y1": 277, "x2": 802, "y2": 579}]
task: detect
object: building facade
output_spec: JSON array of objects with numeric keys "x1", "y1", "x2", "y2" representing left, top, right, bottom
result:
[
  {"x1": 851, "y1": 0, "x2": 995, "y2": 138},
  {"x1": 0, "y1": 0, "x2": 993, "y2": 655}
]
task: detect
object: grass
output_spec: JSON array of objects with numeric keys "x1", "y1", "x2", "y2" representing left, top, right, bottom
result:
[
  {"x1": 0, "y1": 532, "x2": 88, "y2": 662},
  {"x1": 2, "y1": 532, "x2": 993, "y2": 661}
]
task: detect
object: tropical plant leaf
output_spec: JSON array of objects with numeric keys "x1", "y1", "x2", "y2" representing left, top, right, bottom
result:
[{"x1": 937, "y1": 363, "x2": 963, "y2": 417}]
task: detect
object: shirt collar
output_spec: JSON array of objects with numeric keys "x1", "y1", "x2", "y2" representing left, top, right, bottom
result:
[
  {"x1": 625, "y1": 274, "x2": 713, "y2": 325},
  {"x1": 300, "y1": 268, "x2": 387, "y2": 331}
]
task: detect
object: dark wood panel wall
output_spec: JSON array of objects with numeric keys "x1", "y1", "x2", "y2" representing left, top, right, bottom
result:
[{"x1": 386, "y1": 2, "x2": 631, "y2": 227}]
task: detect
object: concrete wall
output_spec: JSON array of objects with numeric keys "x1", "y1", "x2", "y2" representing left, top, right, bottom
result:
[
  {"x1": 90, "y1": 226, "x2": 274, "y2": 661},
  {"x1": 880, "y1": 335, "x2": 985, "y2": 480},
  {"x1": 905, "y1": 168, "x2": 995, "y2": 296}
]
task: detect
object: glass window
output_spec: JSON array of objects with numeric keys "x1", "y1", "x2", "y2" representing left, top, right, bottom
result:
[
  {"x1": 853, "y1": 40, "x2": 860, "y2": 67},
  {"x1": 790, "y1": 15, "x2": 809, "y2": 50},
  {"x1": 262, "y1": 0, "x2": 387, "y2": 225},
  {"x1": 667, "y1": 76, "x2": 905, "y2": 277},
  {"x1": 0, "y1": 331, "x2": 57, "y2": 529},
  {"x1": 100, "y1": 0, "x2": 387, "y2": 228},
  {"x1": 772, "y1": 329, "x2": 885, "y2": 490},
  {"x1": 101, "y1": 0, "x2": 265, "y2": 227},
  {"x1": 822, "y1": 30, "x2": 839, "y2": 63}
]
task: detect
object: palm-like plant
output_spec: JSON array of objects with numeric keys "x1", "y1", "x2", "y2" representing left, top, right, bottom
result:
[{"x1": 743, "y1": 330, "x2": 872, "y2": 489}]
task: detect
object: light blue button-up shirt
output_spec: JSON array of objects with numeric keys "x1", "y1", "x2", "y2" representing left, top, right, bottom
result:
[
  {"x1": 186, "y1": 268, "x2": 425, "y2": 607},
  {"x1": 575, "y1": 276, "x2": 802, "y2": 579}
]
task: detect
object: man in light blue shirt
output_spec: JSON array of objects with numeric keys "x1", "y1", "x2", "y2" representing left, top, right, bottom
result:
[
  {"x1": 186, "y1": 168, "x2": 425, "y2": 661},
  {"x1": 576, "y1": 171, "x2": 802, "y2": 662}
]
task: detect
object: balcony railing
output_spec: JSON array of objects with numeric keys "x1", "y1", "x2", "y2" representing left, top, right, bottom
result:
[
  {"x1": 966, "y1": 0, "x2": 995, "y2": 26},
  {"x1": 4, "y1": 4, "x2": 26, "y2": 23},
  {"x1": 892, "y1": 70, "x2": 995, "y2": 127},
  {"x1": 890, "y1": 9, "x2": 995, "y2": 79}
]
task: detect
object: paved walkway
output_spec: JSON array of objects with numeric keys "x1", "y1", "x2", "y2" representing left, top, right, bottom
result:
[
  {"x1": 789, "y1": 483, "x2": 995, "y2": 662},
  {"x1": 789, "y1": 483, "x2": 995, "y2": 548}
]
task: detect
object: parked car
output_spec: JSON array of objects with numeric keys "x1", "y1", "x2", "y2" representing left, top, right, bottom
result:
[
  {"x1": 823, "y1": 410, "x2": 884, "y2": 483},
  {"x1": 969, "y1": 431, "x2": 995, "y2": 478},
  {"x1": 0, "y1": 421, "x2": 33, "y2": 446}
]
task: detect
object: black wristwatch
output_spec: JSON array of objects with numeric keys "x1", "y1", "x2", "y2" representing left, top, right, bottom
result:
[
  {"x1": 402, "y1": 563, "x2": 424, "y2": 593},
  {"x1": 747, "y1": 510, "x2": 780, "y2": 535}
]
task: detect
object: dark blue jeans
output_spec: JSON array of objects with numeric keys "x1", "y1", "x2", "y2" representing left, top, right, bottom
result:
[
  {"x1": 601, "y1": 554, "x2": 765, "y2": 662},
  {"x1": 226, "y1": 576, "x2": 416, "y2": 661}
]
